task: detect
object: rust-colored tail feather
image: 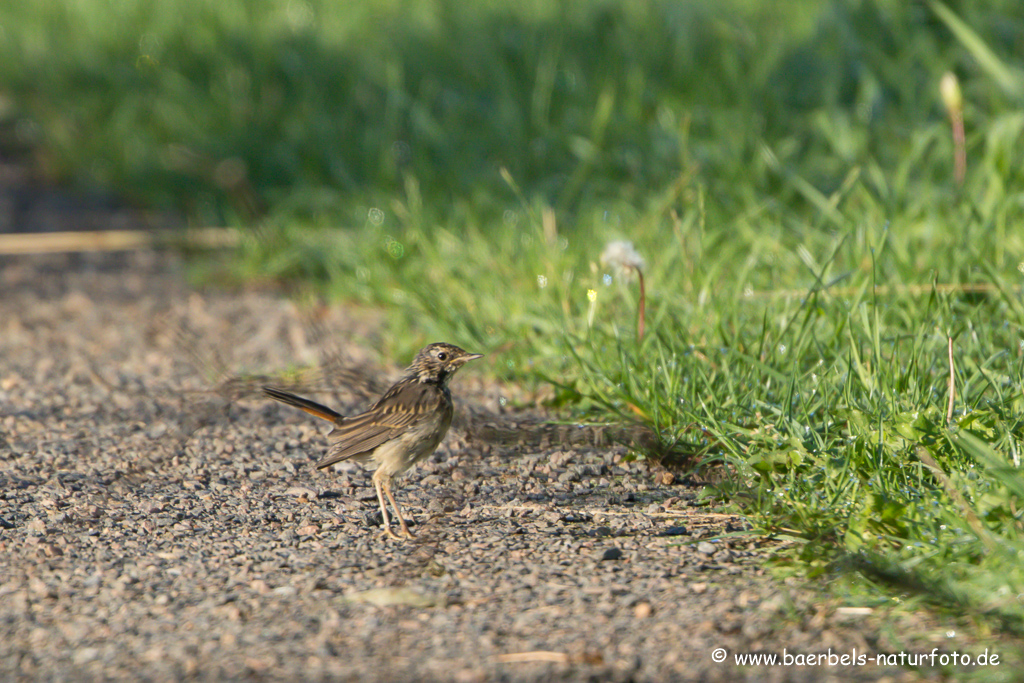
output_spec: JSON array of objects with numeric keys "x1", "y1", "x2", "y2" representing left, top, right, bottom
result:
[{"x1": 262, "y1": 386, "x2": 343, "y2": 422}]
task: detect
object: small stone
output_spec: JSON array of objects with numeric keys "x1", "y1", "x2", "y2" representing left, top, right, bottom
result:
[
  {"x1": 557, "y1": 470, "x2": 578, "y2": 484},
  {"x1": 599, "y1": 547, "x2": 623, "y2": 561},
  {"x1": 560, "y1": 513, "x2": 590, "y2": 524},
  {"x1": 697, "y1": 541, "x2": 717, "y2": 555},
  {"x1": 658, "y1": 525, "x2": 689, "y2": 536},
  {"x1": 29, "y1": 577, "x2": 54, "y2": 598},
  {"x1": 38, "y1": 543, "x2": 62, "y2": 557},
  {"x1": 634, "y1": 602, "x2": 653, "y2": 619}
]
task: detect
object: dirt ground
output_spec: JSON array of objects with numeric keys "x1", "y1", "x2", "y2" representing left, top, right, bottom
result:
[{"x1": 0, "y1": 169, "x2": 1005, "y2": 682}]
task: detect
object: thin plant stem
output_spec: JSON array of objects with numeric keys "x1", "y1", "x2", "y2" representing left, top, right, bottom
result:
[
  {"x1": 636, "y1": 268, "x2": 646, "y2": 343},
  {"x1": 950, "y1": 110, "x2": 965, "y2": 186},
  {"x1": 947, "y1": 336, "x2": 955, "y2": 425}
]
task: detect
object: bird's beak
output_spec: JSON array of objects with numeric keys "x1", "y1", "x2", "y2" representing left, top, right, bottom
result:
[{"x1": 459, "y1": 353, "x2": 484, "y2": 364}]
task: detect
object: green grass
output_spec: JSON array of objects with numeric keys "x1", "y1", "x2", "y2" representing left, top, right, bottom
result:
[{"x1": 5, "y1": 0, "x2": 1024, "y2": 663}]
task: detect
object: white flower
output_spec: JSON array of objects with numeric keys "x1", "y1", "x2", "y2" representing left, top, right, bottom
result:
[{"x1": 600, "y1": 240, "x2": 645, "y2": 278}]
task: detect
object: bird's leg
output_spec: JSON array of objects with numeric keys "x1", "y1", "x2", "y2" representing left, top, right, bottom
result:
[
  {"x1": 372, "y1": 469, "x2": 401, "y2": 540},
  {"x1": 381, "y1": 475, "x2": 415, "y2": 538}
]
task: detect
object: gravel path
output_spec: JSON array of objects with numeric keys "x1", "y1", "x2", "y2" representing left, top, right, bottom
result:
[{"x1": 0, "y1": 251, "x2": 971, "y2": 682}]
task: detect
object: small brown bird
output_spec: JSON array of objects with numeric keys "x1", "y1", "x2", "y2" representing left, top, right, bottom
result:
[{"x1": 263, "y1": 342, "x2": 482, "y2": 539}]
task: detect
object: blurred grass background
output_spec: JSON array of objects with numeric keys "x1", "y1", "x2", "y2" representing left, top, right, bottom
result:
[{"x1": 4, "y1": 0, "x2": 1024, "y2": 660}]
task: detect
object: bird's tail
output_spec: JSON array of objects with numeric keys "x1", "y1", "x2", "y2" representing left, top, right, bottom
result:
[{"x1": 262, "y1": 387, "x2": 343, "y2": 422}]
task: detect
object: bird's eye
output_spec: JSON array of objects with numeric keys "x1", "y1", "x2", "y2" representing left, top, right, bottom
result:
[{"x1": 436, "y1": 351, "x2": 448, "y2": 361}]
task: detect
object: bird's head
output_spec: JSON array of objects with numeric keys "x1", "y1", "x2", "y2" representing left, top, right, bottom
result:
[{"x1": 409, "y1": 342, "x2": 483, "y2": 385}]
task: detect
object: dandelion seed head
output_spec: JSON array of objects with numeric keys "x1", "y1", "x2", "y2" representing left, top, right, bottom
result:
[{"x1": 600, "y1": 240, "x2": 645, "y2": 276}]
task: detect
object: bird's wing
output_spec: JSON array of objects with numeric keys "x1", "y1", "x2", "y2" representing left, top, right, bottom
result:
[{"x1": 315, "y1": 380, "x2": 445, "y2": 468}]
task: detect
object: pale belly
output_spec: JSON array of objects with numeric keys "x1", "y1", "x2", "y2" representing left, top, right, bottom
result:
[{"x1": 369, "y1": 412, "x2": 452, "y2": 477}]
